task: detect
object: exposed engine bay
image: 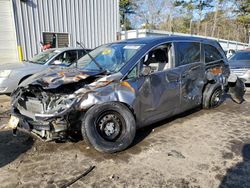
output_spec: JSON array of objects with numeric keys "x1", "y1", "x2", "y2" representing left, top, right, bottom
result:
[{"x1": 10, "y1": 70, "x2": 102, "y2": 140}]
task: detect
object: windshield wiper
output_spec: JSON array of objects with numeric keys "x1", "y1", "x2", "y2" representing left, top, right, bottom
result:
[{"x1": 76, "y1": 41, "x2": 104, "y2": 72}]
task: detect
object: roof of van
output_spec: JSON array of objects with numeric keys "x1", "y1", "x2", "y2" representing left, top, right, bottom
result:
[{"x1": 118, "y1": 36, "x2": 218, "y2": 45}]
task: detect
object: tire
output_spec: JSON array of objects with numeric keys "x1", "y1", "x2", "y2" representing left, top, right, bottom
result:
[
  {"x1": 202, "y1": 83, "x2": 224, "y2": 109},
  {"x1": 81, "y1": 102, "x2": 136, "y2": 153}
]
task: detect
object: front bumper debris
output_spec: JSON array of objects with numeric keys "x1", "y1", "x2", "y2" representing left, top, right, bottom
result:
[{"x1": 228, "y1": 74, "x2": 246, "y2": 104}]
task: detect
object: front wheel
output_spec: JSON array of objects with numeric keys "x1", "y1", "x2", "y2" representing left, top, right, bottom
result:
[{"x1": 81, "y1": 102, "x2": 136, "y2": 153}]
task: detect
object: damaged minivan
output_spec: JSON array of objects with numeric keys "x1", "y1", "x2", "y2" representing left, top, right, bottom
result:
[{"x1": 10, "y1": 36, "x2": 245, "y2": 153}]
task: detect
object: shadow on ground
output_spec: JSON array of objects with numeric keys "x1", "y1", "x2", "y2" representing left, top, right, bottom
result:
[
  {"x1": 219, "y1": 144, "x2": 250, "y2": 188},
  {"x1": 0, "y1": 130, "x2": 34, "y2": 168},
  {"x1": 130, "y1": 106, "x2": 202, "y2": 148}
]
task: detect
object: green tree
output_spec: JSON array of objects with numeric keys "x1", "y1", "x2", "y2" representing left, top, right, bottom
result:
[
  {"x1": 173, "y1": 1, "x2": 195, "y2": 33},
  {"x1": 234, "y1": 0, "x2": 250, "y2": 42},
  {"x1": 211, "y1": 0, "x2": 225, "y2": 37},
  {"x1": 119, "y1": 0, "x2": 135, "y2": 30},
  {"x1": 174, "y1": 0, "x2": 213, "y2": 34}
]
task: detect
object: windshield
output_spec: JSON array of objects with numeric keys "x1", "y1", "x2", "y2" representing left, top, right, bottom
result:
[
  {"x1": 30, "y1": 49, "x2": 59, "y2": 64},
  {"x1": 229, "y1": 51, "x2": 250, "y2": 61},
  {"x1": 77, "y1": 43, "x2": 143, "y2": 72}
]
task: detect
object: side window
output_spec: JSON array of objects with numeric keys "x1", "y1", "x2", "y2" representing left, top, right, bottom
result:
[
  {"x1": 140, "y1": 43, "x2": 172, "y2": 74},
  {"x1": 78, "y1": 50, "x2": 87, "y2": 59},
  {"x1": 175, "y1": 42, "x2": 200, "y2": 66},
  {"x1": 51, "y1": 51, "x2": 77, "y2": 66},
  {"x1": 126, "y1": 65, "x2": 138, "y2": 79},
  {"x1": 204, "y1": 44, "x2": 224, "y2": 63}
]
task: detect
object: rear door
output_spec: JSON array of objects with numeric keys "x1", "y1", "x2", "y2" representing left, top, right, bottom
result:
[{"x1": 174, "y1": 42, "x2": 205, "y2": 113}]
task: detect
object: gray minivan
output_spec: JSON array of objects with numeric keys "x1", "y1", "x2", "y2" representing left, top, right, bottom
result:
[{"x1": 10, "y1": 36, "x2": 244, "y2": 153}]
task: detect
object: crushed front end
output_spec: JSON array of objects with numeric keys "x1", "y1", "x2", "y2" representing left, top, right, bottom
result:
[{"x1": 11, "y1": 85, "x2": 80, "y2": 140}]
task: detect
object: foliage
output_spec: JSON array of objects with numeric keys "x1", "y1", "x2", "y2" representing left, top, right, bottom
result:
[
  {"x1": 127, "y1": 0, "x2": 250, "y2": 43},
  {"x1": 119, "y1": 0, "x2": 135, "y2": 30}
]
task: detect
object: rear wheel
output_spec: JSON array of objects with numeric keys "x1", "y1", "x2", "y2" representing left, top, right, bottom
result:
[
  {"x1": 210, "y1": 87, "x2": 223, "y2": 107},
  {"x1": 203, "y1": 83, "x2": 224, "y2": 109},
  {"x1": 81, "y1": 102, "x2": 136, "y2": 153}
]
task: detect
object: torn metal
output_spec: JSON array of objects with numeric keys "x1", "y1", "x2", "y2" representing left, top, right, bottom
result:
[
  {"x1": 11, "y1": 67, "x2": 136, "y2": 140},
  {"x1": 228, "y1": 74, "x2": 246, "y2": 104}
]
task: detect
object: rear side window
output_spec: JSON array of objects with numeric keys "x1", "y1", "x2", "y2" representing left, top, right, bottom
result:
[
  {"x1": 204, "y1": 44, "x2": 224, "y2": 63},
  {"x1": 175, "y1": 42, "x2": 201, "y2": 66},
  {"x1": 51, "y1": 50, "x2": 77, "y2": 66}
]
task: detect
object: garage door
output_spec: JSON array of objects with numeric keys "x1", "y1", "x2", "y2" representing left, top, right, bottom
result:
[{"x1": 0, "y1": 0, "x2": 18, "y2": 63}]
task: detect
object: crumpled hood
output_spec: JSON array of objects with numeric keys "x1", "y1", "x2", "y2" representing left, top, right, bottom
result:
[
  {"x1": 0, "y1": 61, "x2": 43, "y2": 70},
  {"x1": 20, "y1": 66, "x2": 104, "y2": 89},
  {"x1": 229, "y1": 60, "x2": 250, "y2": 69}
]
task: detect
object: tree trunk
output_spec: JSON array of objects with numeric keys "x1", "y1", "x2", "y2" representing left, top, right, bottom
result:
[
  {"x1": 197, "y1": 0, "x2": 202, "y2": 35},
  {"x1": 212, "y1": 1, "x2": 219, "y2": 37},
  {"x1": 244, "y1": 25, "x2": 249, "y2": 44}
]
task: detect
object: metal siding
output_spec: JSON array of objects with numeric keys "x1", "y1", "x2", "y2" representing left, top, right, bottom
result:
[
  {"x1": 13, "y1": 0, "x2": 119, "y2": 60},
  {"x1": 78, "y1": 0, "x2": 84, "y2": 43},
  {"x1": 85, "y1": 0, "x2": 90, "y2": 48},
  {"x1": 0, "y1": 0, "x2": 18, "y2": 63},
  {"x1": 82, "y1": 0, "x2": 87, "y2": 46},
  {"x1": 75, "y1": 0, "x2": 80, "y2": 44}
]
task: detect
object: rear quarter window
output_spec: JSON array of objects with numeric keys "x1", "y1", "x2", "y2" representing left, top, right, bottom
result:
[{"x1": 204, "y1": 44, "x2": 224, "y2": 63}]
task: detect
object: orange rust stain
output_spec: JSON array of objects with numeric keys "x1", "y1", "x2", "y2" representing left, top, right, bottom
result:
[
  {"x1": 58, "y1": 71, "x2": 65, "y2": 77},
  {"x1": 210, "y1": 67, "x2": 222, "y2": 75},
  {"x1": 120, "y1": 81, "x2": 135, "y2": 93}
]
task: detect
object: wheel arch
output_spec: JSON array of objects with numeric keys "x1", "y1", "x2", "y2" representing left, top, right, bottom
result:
[
  {"x1": 202, "y1": 81, "x2": 223, "y2": 109},
  {"x1": 83, "y1": 101, "x2": 137, "y2": 122},
  {"x1": 18, "y1": 74, "x2": 33, "y2": 85}
]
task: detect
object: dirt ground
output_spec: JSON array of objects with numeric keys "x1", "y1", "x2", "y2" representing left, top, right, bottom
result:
[{"x1": 0, "y1": 88, "x2": 250, "y2": 188}]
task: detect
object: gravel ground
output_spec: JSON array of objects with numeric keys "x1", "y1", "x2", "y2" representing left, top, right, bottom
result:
[{"x1": 0, "y1": 88, "x2": 249, "y2": 188}]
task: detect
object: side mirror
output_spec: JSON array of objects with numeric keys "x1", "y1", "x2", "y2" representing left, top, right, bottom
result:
[
  {"x1": 141, "y1": 65, "x2": 151, "y2": 76},
  {"x1": 53, "y1": 60, "x2": 62, "y2": 65}
]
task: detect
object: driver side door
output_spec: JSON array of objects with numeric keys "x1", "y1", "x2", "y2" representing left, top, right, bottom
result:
[{"x1": 126, "y1": 43, "x2": 181, "y2": 127}]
